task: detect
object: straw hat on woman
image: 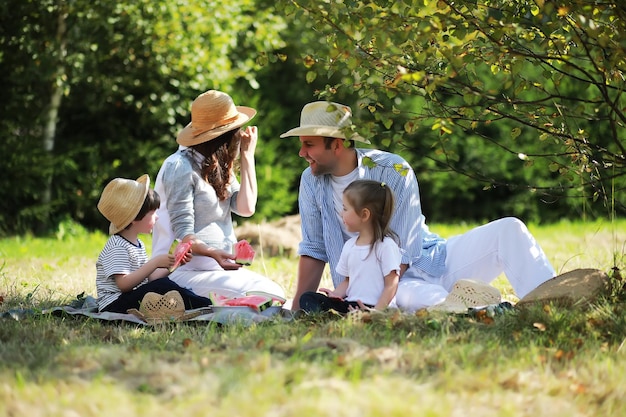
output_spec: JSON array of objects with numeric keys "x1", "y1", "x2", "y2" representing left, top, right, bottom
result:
[{"x1": 151, "y1": 90, "x2": 285, "y2": 301}]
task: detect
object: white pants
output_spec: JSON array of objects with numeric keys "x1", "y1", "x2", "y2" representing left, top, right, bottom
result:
[
  {"x1": 169, "y1": 255, "x2": 286, "y2": 299},
  {"x1": 395, "y1": 217, "x2": 555, "y2": 312}
]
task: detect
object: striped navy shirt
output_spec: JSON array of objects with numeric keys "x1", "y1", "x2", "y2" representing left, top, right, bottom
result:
[
  {"x1": 298, "y1": 148, "x2": 447, "y2": 287},
  {"x1": 96, "y1": 234, "x2": 149, "y2": 311}
]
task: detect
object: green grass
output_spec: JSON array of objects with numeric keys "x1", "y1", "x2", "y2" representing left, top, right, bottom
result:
[{"x1": 1, "y1": 219, "x2": 626, "y2": 416}]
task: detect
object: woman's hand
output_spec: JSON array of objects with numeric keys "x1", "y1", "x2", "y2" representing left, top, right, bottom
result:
[
  {"x1": 238, "y1": 126, "x2": 258, "y2": 157},
  {"x1": 208, "y1": 248, "x2": 242, "y2": 270}
]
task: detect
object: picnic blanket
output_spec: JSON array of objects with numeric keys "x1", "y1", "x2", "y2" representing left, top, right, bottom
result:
[{"x1": 1, "y1": 295, "x2": 293, "y2": 326}]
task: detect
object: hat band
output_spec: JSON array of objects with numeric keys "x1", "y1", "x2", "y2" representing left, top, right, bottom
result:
[{"x1": 192, "y1": 114, "x2": 239, "y2": 137}]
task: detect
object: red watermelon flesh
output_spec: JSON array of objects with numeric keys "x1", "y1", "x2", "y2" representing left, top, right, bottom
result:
[
  {"x1": 234, "y1": 240, "x2": 255, "y2": 265},
  {"x1": 170, "y1": 241, "x2": 192, "y2": 271},
  {"x1": 223, "y1": 295, "x2": 273, "y2": 311},
  {"x1": 208, "y1": 292, "x2": 231, "y2": 306},
  {"x1": 245, "y1": 290, "x2": 286, "y2": 306}
]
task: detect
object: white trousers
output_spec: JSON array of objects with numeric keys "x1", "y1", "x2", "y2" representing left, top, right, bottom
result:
[
  {"x1": 395, "y1": 217, "x2": 555, "y2": 312},
  {"x1": 169, "y1": 256, "x2": 286, "y2": 299}
]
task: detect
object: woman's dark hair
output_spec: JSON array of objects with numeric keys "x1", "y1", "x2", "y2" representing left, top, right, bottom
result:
[
  {"x1": 135, "y1": 189, "x2": 160, "y2": 221},
  {"x1": 343, "y1": 179, "x2": 398, "y2": 255},
  {"x1": 191, "y1": 128, "x2": 241, "y2": 200}
]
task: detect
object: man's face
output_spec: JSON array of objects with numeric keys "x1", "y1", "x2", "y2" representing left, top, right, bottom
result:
[{"x1": 298, "y1": 136, "x2": 339, "y2": 176}]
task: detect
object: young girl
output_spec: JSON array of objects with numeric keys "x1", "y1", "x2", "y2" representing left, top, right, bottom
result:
[
  {"x1": 96, "y1": 174, "x2": 212, "y2": 314},
  {"x1": 299, "y1": 180, "x2": 402, "y2": 313}
]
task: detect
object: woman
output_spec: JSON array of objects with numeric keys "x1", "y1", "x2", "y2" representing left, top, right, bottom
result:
[{"x1": 151, "y1": 90, "x2": 285, "y2": 299}]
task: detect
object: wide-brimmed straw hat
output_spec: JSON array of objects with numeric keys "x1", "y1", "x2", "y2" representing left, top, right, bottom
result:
[
  {"x1": 428, "y1": 279, "x2": 502, "y2": 313},
  {"x1": 127, "y1": 291, "x2": 207, "y2": 324},
  {"x1": 97, "y1": 174, "x2": 150, "y2": 235},
  {"x1": 279, "y1": 101, "x2": 370, "y2": 143},
  {"x1": 177, "y1": 90, "x2": 257, "y2": 147}
]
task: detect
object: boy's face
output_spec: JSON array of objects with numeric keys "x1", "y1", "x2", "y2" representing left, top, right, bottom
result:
[{"x1": 133, "y1": 210, "x2": 158, "y2": 234}]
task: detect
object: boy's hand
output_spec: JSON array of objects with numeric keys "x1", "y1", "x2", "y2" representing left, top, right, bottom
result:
[{"x1": 157, "y1": 253, "x2": 175, "y2": 269}]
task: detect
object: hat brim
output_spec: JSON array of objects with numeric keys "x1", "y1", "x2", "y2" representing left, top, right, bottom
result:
[
  {"x1": 427, "y1": 279, "x2": 502, "y2": 314},
  {"x1": 177, "y1": 106, "x2": 257, "y2": 147},
  {"x1": 108, "y1": 174, "x2": 150, "y2": 235},
  {"x1": 279, "y1": 125, "x2": 370, "y2": 144}
]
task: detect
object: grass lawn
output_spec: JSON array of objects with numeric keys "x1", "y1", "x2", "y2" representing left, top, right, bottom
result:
[{"x1": 1, "y1": 218, "x2": 625, "y2": 416}]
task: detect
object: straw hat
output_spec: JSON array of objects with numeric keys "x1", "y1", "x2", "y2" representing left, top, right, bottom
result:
[
  {"x1": 97, "y1": 174, "x2": 150, "y2": 235},
  {"x1": 279, "y1": 101, "x2": 370, "y2": 143},
  {"x1": 177, "y1": 90, "x2": 257, "y2": 147},
  {"x1": 428, "y1": 279, "x2": 502, "y2": 313},
  {"x1": 127, "y1": 291, "x2": 207, "y2": 324}
]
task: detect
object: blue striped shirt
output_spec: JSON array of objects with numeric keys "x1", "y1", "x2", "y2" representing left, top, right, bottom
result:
[{"x1": 298, "y1": 148, "x2": 447, "y2": 287}]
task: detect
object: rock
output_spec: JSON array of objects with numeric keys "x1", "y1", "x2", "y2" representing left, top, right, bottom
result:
[{"x1": 516, "y1": 268, "x2": 609, "y2": 308}]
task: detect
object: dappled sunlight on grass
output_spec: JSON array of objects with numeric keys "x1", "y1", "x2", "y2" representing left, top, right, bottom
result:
[{"x1": 1, "y1": 219, "x2": 626, "y2": 416}]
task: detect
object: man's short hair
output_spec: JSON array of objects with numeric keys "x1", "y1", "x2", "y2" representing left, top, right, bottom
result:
[{"x1": 323, "y1": 137, "x2": 355, "y2": 149}]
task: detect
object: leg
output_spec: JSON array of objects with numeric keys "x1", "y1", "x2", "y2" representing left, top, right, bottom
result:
[
  {"x1": 170, "y1": 268, "x2": 286, "y2": 299},
  {"x1": 395, "y1": 277, "x2": 449, "y2": 312},
  {"x1": 442, "y1": 217, "x2": 555, "y2": 298}
]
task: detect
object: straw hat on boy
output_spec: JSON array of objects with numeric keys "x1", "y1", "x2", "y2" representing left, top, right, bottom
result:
[
  {"x1": 279, "y1": 101, "x2": 370, "y2": 143},
  {"x1": 177, "y1": 90, "x2": 257, "y2": 147},
  {"x1": 97, "y1": 174, "x2": 150, "y2": 235}
]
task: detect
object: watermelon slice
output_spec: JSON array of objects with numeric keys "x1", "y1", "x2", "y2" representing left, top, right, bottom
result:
[
  {"x1": 170, "y1": 241, "x2": 192, "y2": 272},
  {"x1": 234, "y1": 239, "x2": 255, "y2": 265},
  {"x1": 208, "y1": 291, "x2": 231, "y2": 306},
  {"x1": 223, "y1": 294, "x2": 273, "y2": 312},
  {"x1": 245, "y1": 290, "x2": 286, "y2": 306},
  {"x1": 208, "y1": 292, "x2": 273, "y2": 312}
]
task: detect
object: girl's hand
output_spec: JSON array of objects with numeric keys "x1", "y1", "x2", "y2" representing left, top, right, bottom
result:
[
  {"x1": 348, "y1": 300, "x2": 373, "y2": 312},
  {"x1": 319, "y1": 288, "x2": 344, "y2": 300}
]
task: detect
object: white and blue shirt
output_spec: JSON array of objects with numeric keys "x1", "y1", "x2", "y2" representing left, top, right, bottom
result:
[{"x1": 298, "y1": 148, "x2": 446, "y2": 287}]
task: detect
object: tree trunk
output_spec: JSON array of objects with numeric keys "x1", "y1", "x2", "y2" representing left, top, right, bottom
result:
[{"x1": 37, "y1": 3, "x2": 67, "y2": 234}]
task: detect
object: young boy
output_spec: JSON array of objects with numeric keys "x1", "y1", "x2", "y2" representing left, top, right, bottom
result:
[{"x1": 96, "y1": 174, "x2": 212, "y2": 313}]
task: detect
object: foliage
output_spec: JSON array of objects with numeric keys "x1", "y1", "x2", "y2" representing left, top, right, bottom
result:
[
  {"x1": 286, "y1": 0, "x2": 626, "y2": 222},
  {"x1": 0, "y1": 0, "x2": 296, "y2": 235}
]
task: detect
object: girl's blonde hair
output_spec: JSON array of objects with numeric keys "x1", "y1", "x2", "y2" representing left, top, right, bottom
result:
[{"x1": 343, "y1": 179, "x2": 398, "y2": 252}]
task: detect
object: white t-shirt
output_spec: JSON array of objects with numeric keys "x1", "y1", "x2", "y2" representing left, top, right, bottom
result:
[
  {"x1": 335, "y1": 236, "x2": 401, "y2": 305},
  {"x1": 96, "y1": 234, "x2": 148, "y2": 311}
]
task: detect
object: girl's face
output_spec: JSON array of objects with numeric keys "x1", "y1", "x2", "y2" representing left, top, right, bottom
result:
[
  {"x1": 134, "y1": 210, "x2": 158, "y2": 234},
  {"x1": 341, "y1": 195, "x2": 366, "y2": 234}
]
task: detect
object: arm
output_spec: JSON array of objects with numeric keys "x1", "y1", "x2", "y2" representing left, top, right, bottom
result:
[
  {"x1": 114, "y1": 254, "x2": 174, "y2": 292},
  {"x1": 182, "y1": 234, "x2": 240, "y2": 270},
  {"x1": 374, "y1": 270, "x2": 400, "y2": 310},
  {"x1": 320, "y1": 277, "x2": 348, "y2": 299},
  {"x1": 292, "y1": 255, "x2": 326, "y2": 310},
  {"x1": 235, "y1": 126, "x2": 258, "y2": 217}
]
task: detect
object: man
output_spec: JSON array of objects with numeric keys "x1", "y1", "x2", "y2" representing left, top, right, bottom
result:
[{"x1": 280, "y1": 101, "x2": 556, "y2": 311}]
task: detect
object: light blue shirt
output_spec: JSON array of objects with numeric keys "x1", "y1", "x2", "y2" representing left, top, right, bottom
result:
[{"x1": 298, "y1": 148, "x2": 446, "y2": 287}]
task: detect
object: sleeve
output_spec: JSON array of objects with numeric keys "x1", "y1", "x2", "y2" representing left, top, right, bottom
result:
[
  {"x1": 297, "y1": 169, "x2": 329, "y2": 263},
  {"x1": 335, "y1": 239, "x2": 352, "y2": 277},
  {"x1": 161, "y1": 157, "x2": 196, "y2": 241},
  {"x1": 229, "y1": 172, "x2": 241, "y2": 213},
  {"x1": 378, "y1": 238, "x2": 402, "y2": 276},
  {"x1": 386, "y1": 163, "x2": 425, "y2": 265},
  {"x1": 101, "y1": 243, "x2": 133, "y2": 279}
]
